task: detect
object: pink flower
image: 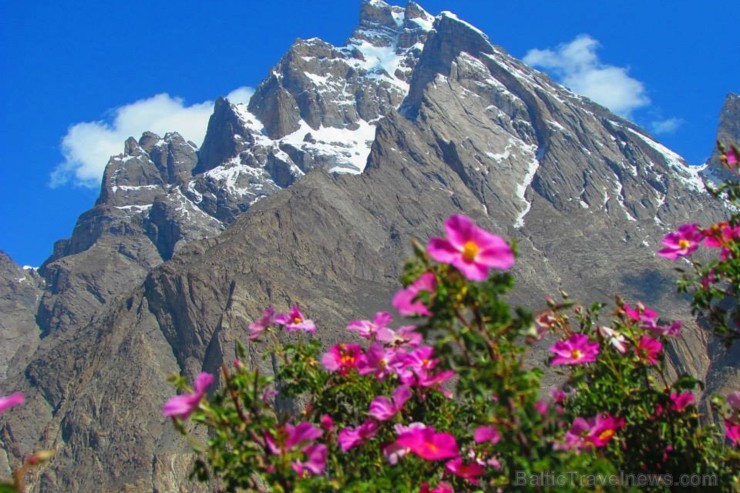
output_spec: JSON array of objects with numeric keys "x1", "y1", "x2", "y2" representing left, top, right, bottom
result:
[
  {"x1": 473, "y1": 425, "x2": 501, "y2": 445},
  {"x1": 533, "y1": 311, "x2": 557, "y2": 340},
  {"x1": 588, "y1": 415, "x2": 624, "y2": 447},
  {"x1": 369, "y1": 385, "x2": 412, "y2": 421},
  {"x1": 291, "y1": 443, "x2": 327, "y2": 476},
  {"x1": 377, "y1": 325, "x2": 423, "y2": 348},
  {"x1": 725, "y1": 420, "x2": 740, "y2": 446},
  {"x1": 703, "y1": 222, "x2": 732, "y2": 248},
  {"x1": 445, "y1": 457, "x2": 486, "y2": 484},
  {"x1": 549, "y1": 334, "x2": 599, "y2": 366},
  {"x1": 320, "y1": 414, "x2": 335, "y2": 431},
  {"x1": 597, "y1": 325, "x2": 628, "y2": 354},
  {"x1": 624, "y1": 302, "x2": 681, "y2": 336},
  {"x1": 163, "y1": 372, "x2": 214, "y2": 420},
  {"x1": 0, "y1": 393, "x2": 24, "y2": 415},
  {"x1": 396, "y1": 426, "x2": 459, "y2": 461},
  {"x1": 266, "y1": 422, "x2": 323, "y2": 455},
  {"x1": 657, "y1": 224, "x2": 703, "y2": 259},
  {"x1": 650, "y1": 320, "x2": 682, "y2": 337},
  {"x1": 248, "y1": 306, "x2": 275, "y2": 340},
  {"x1": 285, "y1": 422, "x2": 323, "y2": 449},
  {"x1": 358, "y1": 342, "x2": 400, "y2": 380},
  {"x1": 427, "y1": 214, "x2": 514, "y2": 281},
  {"x1": 321, "y1": 343, "x2": 364, "y2": 376},
  {"x1": 393, "y1": 272, "x2": 436, "y2": 317},
  {"x1": 382, "y1": 441, "x2": 409, "y2": 465},
  {"x1": 549, "y1": 386, "x2": 569, "y2": 403},
  {"x1": 635, "y1": 336, "x2": 662, "y2": 365},
  {"x1": 402, "y1": 346, "x2": 439, "y2": 374},
  {"x1": 338, "y1": 420, "x2": 378, "y2": 452},
  {"x1": 347, "y1": 312, "x2": 393, "y2": 340},
  {"x1": 669, "y1": 392, "x2": 694, "y2": 412},
  {"x1": 703, "y1": 223, "x2": 739, "y2": 260},
  {"x1": 414, "y1": 370, "x2": 456, "y2": 396},
  {"x1": 534, "y1": 400, "x2": 548, "y2": 416},
  {"x1": 274, "y1": 305, "x2": 316, "y2": 334},
  {"x1": 266, "y1": 422, "x2": 325, "y2": 476},
  {"x1": 623, "y1": 302, "x2": 659, "y2": 328},
  {"x1": 562, "y1": 414, "x2": 622, "y2": 449},
  {"x1": 383, "y1": 423, "x2": 427, "y2": 464},
  {"x1": 422, "y1": 482, "x2": 454, "y2": 493},
  {"x1": 723, "y1": 146, "x2": 739, "y2": 167}
]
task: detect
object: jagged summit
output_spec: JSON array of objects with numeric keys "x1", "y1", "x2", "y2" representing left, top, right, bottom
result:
[{"x1": 703, "y1": 92, "x2": 739, "y2": 183}]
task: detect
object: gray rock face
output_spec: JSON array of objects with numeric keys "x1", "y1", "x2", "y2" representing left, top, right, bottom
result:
[
  {"x1": 703, "y1": 92, "x2": 739, "y2": 183},
  {"x1": 0, "y1": 253, "x2": 42, "y2": 382},
  {"x1": 0, "y1": 1, "x2": 735, "y2": 491},
  {"x1": 39, "y1": 131, "x2": 222, "y2": 335}
]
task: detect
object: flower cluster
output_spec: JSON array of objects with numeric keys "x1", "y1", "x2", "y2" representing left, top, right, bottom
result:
[
  {"x1": 656, "y1": 190, "x2": 739, "y2": 345},
  {"x1": 248, "y1": 304, "x2": 316, "y2": 340},
  {"x1": 164, "y1": 213, "x2": 737, "y2": 492},
  {"x1": 266, "y1": 422, "x2": 327, "y2": 476},
  {"x1": 658, "y1": 222, "x2": 739, "y2": 261}
]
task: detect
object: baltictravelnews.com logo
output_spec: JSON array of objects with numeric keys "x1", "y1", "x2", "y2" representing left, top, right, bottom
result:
[{"x1": 514, "y1": 471, "x2": 719, "y2": 488}]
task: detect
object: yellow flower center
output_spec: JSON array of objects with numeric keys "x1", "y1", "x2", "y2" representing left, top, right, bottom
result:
[
  {"x1": 293, "y1": 316, "x2": 302, "y2": 324},
  {"x1": 678, "y1": 239, "x2": 691, "y2": 250},
  {"x1": 462, "y1": 241, "x2": 480, "y2": 262},
  {"x1": 571, "y1": 349, "x2": 584, "y2": 361},
  {"x1": 598, "y1": 429, "x2": 615, "y2": 442}
]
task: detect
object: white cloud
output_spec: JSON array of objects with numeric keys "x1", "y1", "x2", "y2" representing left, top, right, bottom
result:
[
  {"x1": 50, "y1": 86, "x2": 254, "y2": 188},
  {"x1": 524, "y1": 35, "x2": 650, "y2": 118},
  {"x1": 650, "y1": 117, "x2": 683, "y2": 135}
]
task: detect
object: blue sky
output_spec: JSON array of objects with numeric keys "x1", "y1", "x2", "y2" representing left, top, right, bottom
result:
[{"x1": 1, "y1": 0, "x2": 737, "y2": 266}]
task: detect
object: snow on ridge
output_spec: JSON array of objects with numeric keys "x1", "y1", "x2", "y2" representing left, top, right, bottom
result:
[
  {"x1": 513, "y1": 144, "x2": 540, "y2": 229},
  {"x1": 390, "y1": 7, "x2": 405, "y2": 28},
  {"x1": 174, "y1": 187, "x2": 222, "y2": 223},
  {"x1": 111, "y1": 184, "x2": 161, "y2": 193},
  {"x1": 232, "y1": 102, "x2": 378, "y2": 175},
  {"x1": 625, "y1": 128, "x2": 706, "y2": 193},
  {"x1": 347, "y1": 38, "x2": 410, "y2": 91},
  {"x1": 408, "y1": 14, "x2": 434, "y2": 31},
  {"x1": 114, "y1": 204, "x2": 153, "y2": 212},
  {"x1": 281, "y1": 119, "x2": 378, "y2": 174},
  {"x1": 438, "y1": 11, "x2": 488, "y2": 39},
  {"x1": 611, "y1": 174, "x2": 637, "y2": 222}
]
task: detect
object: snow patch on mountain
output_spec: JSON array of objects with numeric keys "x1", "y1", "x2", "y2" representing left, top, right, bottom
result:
[
  {"x1": 626, "y1": 128, "x2": 706, "y2": 192},
  {"x1": 514, "y1": 144, "x2": 540, "y2": 228}
]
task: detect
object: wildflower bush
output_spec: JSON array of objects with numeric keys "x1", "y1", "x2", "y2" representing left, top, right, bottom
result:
[
  {"x1": 164, "y1": 153, "x2": 740, "y2": 492},
  {"x1": 0, "y1": 148, "x2": 737, "y2": 491}
]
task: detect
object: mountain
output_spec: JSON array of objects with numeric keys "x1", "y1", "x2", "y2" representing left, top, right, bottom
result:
[
  {"x1": 705, "y1": 92, "x2": 739, "y2": 183},
  {"x1": 0, "y1": 253, "x2": 42, "y2": 382},
  {"x1": 0, "y1": 1, "x2": 735, "y2": 490}
]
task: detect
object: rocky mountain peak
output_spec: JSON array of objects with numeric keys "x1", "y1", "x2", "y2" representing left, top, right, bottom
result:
[
  {"x1": 138, "y1": 131, "x2": 162, "y2": 152},
  {"x1": 402, "y1": 11, "x2": 494, "y2": 118},
  {"x1": 196, "y1": 97, "x2": 255, "y2": 173},
  {"x1": 704, "y1": 92, "x2": 739, "y2": 181},
  {"x1": 352, "y1": 0, "x2": 405, "y2": 47}
]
